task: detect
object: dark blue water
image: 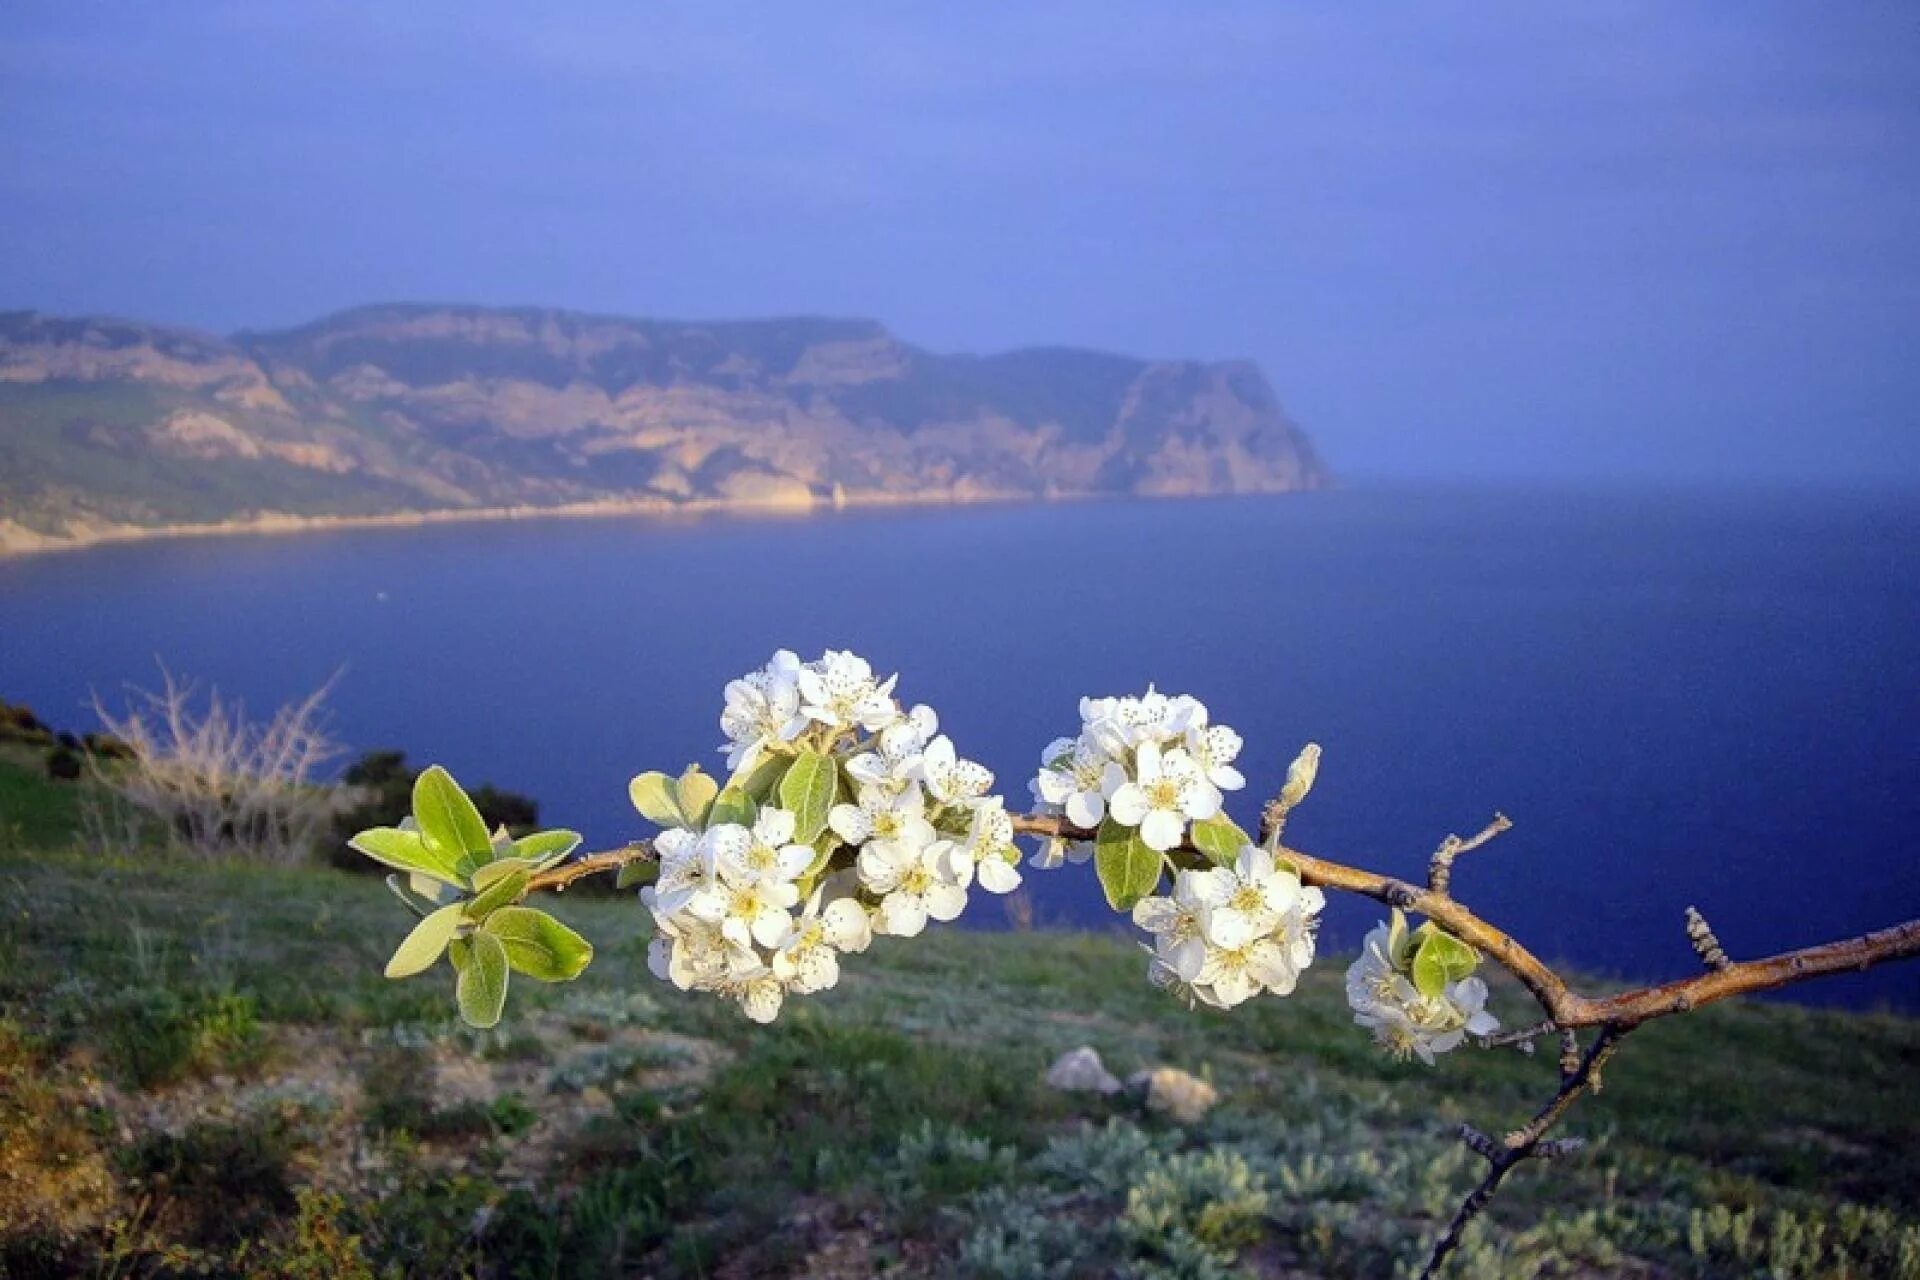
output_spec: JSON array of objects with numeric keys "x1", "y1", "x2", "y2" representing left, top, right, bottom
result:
[{"x1": 4, "y1": 488, "x2": 1918, "y2": 1010}]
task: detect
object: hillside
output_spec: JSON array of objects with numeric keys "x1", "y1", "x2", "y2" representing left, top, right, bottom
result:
[
  {"x1": 1, "y1": 747, "x2": 1916, "y2": 1278},
  {"x1": 0, "y1": 306, "x2": 1328, "y2": 554}
]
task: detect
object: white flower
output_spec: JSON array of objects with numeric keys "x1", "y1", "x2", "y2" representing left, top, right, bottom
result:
[
  {"x1": 715, "y1": 808, "x2": 814, "y2": 887},
  {"x1": 1189, "y1": 845, "x2": 1301, "y2": 948},
  {"x1": 1130, "y1": 870, "x2": 1216, "y2": 982},
  {"x1": 772, "y1": 888, "x2": 873, "y2": 994},
  {"x1": 1344, "y1": 921, "x2": 1499, "y2": 1063},
  {"x1": 829, "y1": 785, "x2": 936, "y2": 861},
  {"x1": 846, "y1": 703, "x2": 939, "y2": 795},
  {"x1": 641, "y1": 826, "x2": 720, "y2": 919},
  {"x1": 797, "y1": 649, "x2": 900, "y2": 734},
  {"x1": 962, "y1": 798, "x2": 1023, "y2": 894},
  {"x1": 1447, "y1": 976, "x2": 1500, "y2": 1039},
  {"x1": 1184, "y1": 724, "x2": 1246, "y2": 792},
  {"x1": 1104, "y1": 741, "x2": 1220, "y2": 851},
  {"x1": 1196, "y1": 932, "x2": 1297, "y2": 1008},
  {"x1": 916, "y1": 735, "x2": 993, "y2": 806},
  {"x1": 694, "y1": 825, "x2": 801, "y2": 949},
  {"x1": 859, "y1": 837, "x2": 972, "y2": 937},
  {"x1": 718, "y1": 650, "x2": 808, "y2": 770},
  {"x1": 1032, "y1": 738, "x2": 1113, "y2": 829},
  {"x1": 718, "y1": 947, "x2": 788, "y2": 1024},
  {"x1": 646, "y1": 912, "x2": 729, "y2": 992}
]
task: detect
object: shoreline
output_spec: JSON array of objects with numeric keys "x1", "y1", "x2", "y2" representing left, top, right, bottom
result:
[{"x1": 0, "y1": 482, "x2": 1326, "y2": 560}]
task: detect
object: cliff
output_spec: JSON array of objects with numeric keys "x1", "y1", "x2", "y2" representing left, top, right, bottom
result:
[{"x1": 0, "y1": 305, "x2": 1328, "y2": 552}]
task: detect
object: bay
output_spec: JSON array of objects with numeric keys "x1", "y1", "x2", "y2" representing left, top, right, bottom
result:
[{"x1": 4, "y1": 486, "x2": 1917, "y2": 1009}]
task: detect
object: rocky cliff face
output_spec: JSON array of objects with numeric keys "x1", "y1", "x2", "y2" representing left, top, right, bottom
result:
[{"x1": 0, "y1": 305, "x2": 1328, "y2": 551}]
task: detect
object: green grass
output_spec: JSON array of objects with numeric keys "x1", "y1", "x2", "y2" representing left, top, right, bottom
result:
[{"x1": 1, "y1": 757, "x2": 1917, "y2": 1278}]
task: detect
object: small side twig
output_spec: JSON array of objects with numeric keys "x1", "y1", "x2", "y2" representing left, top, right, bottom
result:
[
  {"x1": 1419, "y1": 1025, "x2": 1628, "y2": 1279},
  {"x1": 1428, "y1": 812, "x2": 1512, "y2": 895}
]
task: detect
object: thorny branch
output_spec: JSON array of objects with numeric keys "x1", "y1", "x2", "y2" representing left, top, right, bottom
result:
[{"x1": 529, "y1": 805, "x2": 1920, "y2": 1277}]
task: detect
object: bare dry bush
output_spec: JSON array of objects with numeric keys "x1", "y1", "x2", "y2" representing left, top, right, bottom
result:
[{"x1": 86, "y1": 667, "x2": 342, "y2": 865}]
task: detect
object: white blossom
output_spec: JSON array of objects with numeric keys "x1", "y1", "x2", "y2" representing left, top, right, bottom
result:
[
  {"x1": 715, "y1": 808, "x2": 814, "y2": 887},
  {"x1": 1033, "y1": 738, "x2": 1114, "y2": 829},
  {"x1": 797, "y1": 649, "x2": 900, "y2": 734},
  {"x1": 916, "y1": 735, "x2": 994, "y2": 806},
  {"x1": 859, "y1": 836, "x2": 973, "y2": 937},
  {"x1": 772, "y1": 888, "x2": 873, "y2": 994},
  {"x1": 846, "y1": 704, "x2": 938, "y2": 795},
  {"x1": 1104, "y1": 741, "x2": 1220, "y2": 851},
  {"x1": 718, "y1": 650, "x2": 808, "y2": 770},
  {"x1": 962, "y1": 798, "x2": 1024, "y2": 894},
  {"x1": 829, "y1": 784, "x2": 936, "y2": 861},
  {"x1": 1345, "y1": 920, "x2": 1500, "y2": 1063},
  {"x1": 1185, "y1": 724, "x2": 1246, "y2": 793}
]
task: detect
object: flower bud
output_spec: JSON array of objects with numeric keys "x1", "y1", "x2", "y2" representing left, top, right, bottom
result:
[{"x1": 1278, "y1": 743, "x2": 1321, "y2": 811}]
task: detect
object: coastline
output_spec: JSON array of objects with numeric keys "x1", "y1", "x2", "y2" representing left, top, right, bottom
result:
[{"x1": 0, "y1": 481, "x2": 1327, "y2": 560}]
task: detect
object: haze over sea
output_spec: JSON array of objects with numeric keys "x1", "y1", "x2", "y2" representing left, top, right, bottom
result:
[{"x1": 4, "y1": 486, "x2": 1917, "y2": 1010}]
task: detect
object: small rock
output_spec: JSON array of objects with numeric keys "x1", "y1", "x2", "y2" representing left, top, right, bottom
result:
[
  {"x1": 1044, "y1": 1046, "x2": 1121, "y2": 1095},
  {"x1": 1138, "y1": 1066, "x2": 1218, "y2": 1124}
]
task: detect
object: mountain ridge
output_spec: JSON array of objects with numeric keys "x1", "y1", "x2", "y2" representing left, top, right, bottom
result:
[{"x1": 0, "y1": 304, "x2": 1328, "y2": 555}]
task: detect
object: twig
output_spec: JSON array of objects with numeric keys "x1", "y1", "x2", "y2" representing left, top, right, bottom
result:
[
  {"x1": 1428, "y1": 812, "x2": 1512, "y2": 895},
  {"x1": 1418, "y1": 1026, "x2": 1628, "y2": 1279}
]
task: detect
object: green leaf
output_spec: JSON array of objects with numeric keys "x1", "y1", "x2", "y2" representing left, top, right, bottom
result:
[
  {"x1": 482, "y1": 906, "x2": 593, "y2": 982},
  {"x1": 1094, "y1": 818, "x2": 1162, "y2": 912},
  {"x1": 413, "y1": 766, "x2": 492, "y2": 867},
  {"x1": 676, "y1": 766, "x2": 719, "y2": 829},
  {"x1": 465, "y1": 866, "x2": 529, "y2": 921},
  {"x1": 385, "y1": 904, "x2": 465, "y2": 979},
  {"x1": 616, "y1": 860, "x2": 659, "y2": 890},
  {"x1": 629, "y1": 771, "x2": 686, "y2": 828},
  {"x1": 709, "y1": 786, "x2": 758, "y2": 829},
  {"x1": 1411, "y1": 926, "x2": 1479, "y2": 999},
  {"x1": 731, "y1": 752, "x2": 790, "y2": 801},
  {"x1": 779, "y1": 750, "x2": 838, "y2": 843},
  {"x1": 348, "y1": 826, "x2": 463, "y2": 886},
  {"x1": 510, "y1": 829, "x2": 581, "y2": 869},
  {"x1": 385, "y1": 874, "x2": 429, "y2": 918},
  {"x1": 455, "y1": 930, "x2": 510, "y2": 1028},
  {"x1": 1189, "y1": 814, "x2": 1252, "y2": 867}
]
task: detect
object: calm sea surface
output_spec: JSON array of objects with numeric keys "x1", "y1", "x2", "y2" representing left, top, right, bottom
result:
[{"x1": 4, "y1": 487, "x2": 1917, "y2": 1009}]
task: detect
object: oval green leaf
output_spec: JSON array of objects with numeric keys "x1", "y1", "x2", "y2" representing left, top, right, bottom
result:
[
  {"x1": 349, "y1": 826, "x2": 464, "y2": 886},
  {"x1": 413, "y1": 765, "x2": 492, "y2": 864},
  {"x1": 629, "y1": 771, "x2": 686, "y2": 828},
  {"x1": 1095, "y1": 817, "x2": 1162, "y2": 912},
  {"x1": 779, "y1": 750, "x2": 838, "y2": 844},
  {"x1": 482, "y1": 906, "x2": 594, "y2": 983},
  {"x1": 708, "y1": 786, "x2": 758, "y2": 830},
  {"x1": 455, "y1": 930, "x2": 510, "y2": 1028},
  {"x1": 1189, "y1": 814, "x2": 1251, "y2": 868},
  {"x1": 675, "y1": 766, "x2": 719, "y2": 829},
  {"x1": 465, "y1": 866, "x2": 530, "y2": 921},
  {"x1": 510, "y1": 829, "x2": 581, "y2": 869},
  {"x1": 385, "y1": 903, "x2": 465, "y2": 979},
  {"x1": 1411, "y1": 927, "x2": 1479, "y2": 999}
]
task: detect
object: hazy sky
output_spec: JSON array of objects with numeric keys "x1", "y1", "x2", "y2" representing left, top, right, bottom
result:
[{"x1": 3, "y1": 3, "x2": 1917, "y2": 481}]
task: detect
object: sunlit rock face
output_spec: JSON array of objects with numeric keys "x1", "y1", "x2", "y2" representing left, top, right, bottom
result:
[{"x1": 0, "y1": 305, "x2": 1329, "y2": 549}]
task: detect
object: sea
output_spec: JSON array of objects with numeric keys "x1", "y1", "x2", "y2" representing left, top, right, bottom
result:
[{"x1": 4, "y1": 485, "x2": 1917, "y2": 1010}]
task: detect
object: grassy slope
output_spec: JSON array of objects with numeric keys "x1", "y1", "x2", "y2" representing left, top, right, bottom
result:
[{"x1": 1, "y1": 751, "x2": 1916, "y2": 1278}]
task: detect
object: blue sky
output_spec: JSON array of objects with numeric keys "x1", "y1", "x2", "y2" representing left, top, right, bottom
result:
[{"x1": 2, "y1": 3, "x2": 1916, "y2": 481}]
